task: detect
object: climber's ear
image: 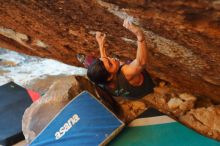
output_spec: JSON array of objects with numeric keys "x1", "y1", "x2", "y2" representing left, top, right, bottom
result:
[{"x1": 107, "y1": 74, "x2": 113, "y2": 81}]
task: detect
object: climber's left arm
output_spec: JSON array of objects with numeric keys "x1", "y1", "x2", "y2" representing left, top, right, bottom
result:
[{"x1": 122, "y1": 19, "x2": 148, "y2": 76}]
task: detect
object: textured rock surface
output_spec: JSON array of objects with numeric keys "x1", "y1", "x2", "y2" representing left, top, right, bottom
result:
[
  {"x1": 142, "y1": 82, "x2": 220, "y2": 140},
  {"x1": 0, "y1": 0, "x2": 219, "y2": 103},
  {"x1": 22, "y1": 76, "x2": 78, "y2": 143},
  {"x1": 180, "y1": 106, "x2": 220, "y2": 140},
  {"x1": 1, "y1": 0, "x2": 220, "y2": 142}
]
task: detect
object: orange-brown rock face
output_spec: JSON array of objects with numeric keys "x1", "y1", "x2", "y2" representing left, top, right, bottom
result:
[{"x1": 0, "y1": 0, "x2": 220, "y2": 103}]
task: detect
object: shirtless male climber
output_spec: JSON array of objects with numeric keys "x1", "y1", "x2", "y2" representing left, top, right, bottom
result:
[{"x1": 87, "y1": 18, "x2": 155, "y2": 99}]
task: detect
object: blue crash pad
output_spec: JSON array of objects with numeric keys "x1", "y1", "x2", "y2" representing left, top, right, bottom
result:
[
  {"x1": 30, "y1": 91, "x2": 124, "y2": 146},
  {"x1": 0, "y1": 82, "x2": 33, "y2": 146}
]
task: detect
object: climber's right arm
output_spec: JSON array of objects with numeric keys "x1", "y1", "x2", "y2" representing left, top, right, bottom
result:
[{"x1": 96, "y1": 31, "x2": 107, "y2": 58}]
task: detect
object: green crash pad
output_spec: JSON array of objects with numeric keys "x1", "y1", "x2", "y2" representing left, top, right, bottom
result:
[{"x1": 109, "y1": 108, "x2": 220, "y2": 146}]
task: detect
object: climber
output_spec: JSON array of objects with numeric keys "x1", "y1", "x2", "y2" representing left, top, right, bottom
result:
[{"x1": 87, "y1": 18, "x2": 155, "y2": 99}]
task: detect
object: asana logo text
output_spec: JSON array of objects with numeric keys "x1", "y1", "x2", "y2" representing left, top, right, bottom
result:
[{"x1": 55, "y1": 114, "x2": 80, "y2": 140}]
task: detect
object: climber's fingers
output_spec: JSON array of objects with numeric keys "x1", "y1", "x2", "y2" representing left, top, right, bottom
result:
[
  {"x1": 96, "y1": 32, "x2": 106, "y2": 47},
  {"x1": 123, "y1": 18, "x2": 129, "y2": 29},
  {"x1": 96, "y1": 32, "x2": 106, "y2": 42},
  {"x1": 123, "y1": 17, "x2": 135, "y2": 31}
]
